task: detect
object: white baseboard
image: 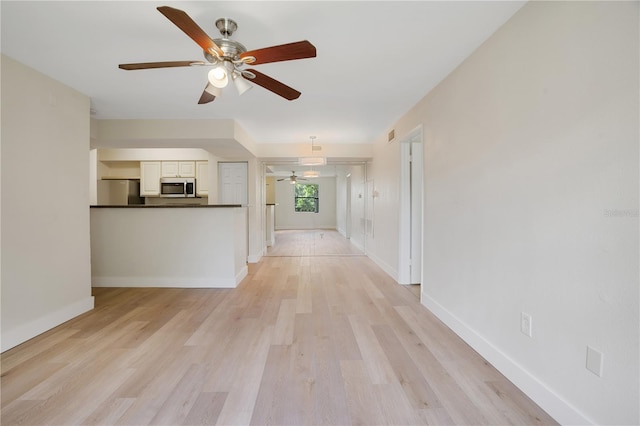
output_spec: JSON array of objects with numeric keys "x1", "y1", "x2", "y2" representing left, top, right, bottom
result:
[
  {"x1": 92, "y1": 276, "x2": 238, "y2": 289},
  {"x1": 247, "y1": 254, "x2": 262, "y2": 263},
  {"x1": 1, "y1": 296, "x2": 95, "y2": 352},
  {"x1": 351, "y1": 238, "x2": 365, "y2": 253},
  {"x1": 235, "y1": 265, "x2": 248, "y2": 285},
  {"x1": 422, "y1": 294, "x2": 592, "y2": 426},
  {"x1": 366, "y1": 251, "x2": 398, "y2": 282}
]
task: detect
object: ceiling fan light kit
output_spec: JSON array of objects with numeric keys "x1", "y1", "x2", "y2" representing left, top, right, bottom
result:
[
  {"x1": 232, "y1": 72, "x2": 253, "y2": 95},
  {"x1": 208, "y1": 66, "x2": 229, "y2": 88},
  {"x1": 118, "y1": 6, "x2": 316, "y2": 104},
  {"x1": 203, "y1": 83, "x2": 222, "y2": 97}
]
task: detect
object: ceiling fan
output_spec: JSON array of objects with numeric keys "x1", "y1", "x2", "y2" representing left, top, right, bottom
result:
[
  {"x1": 119, "y1": 6, "x2": 317, "y2": 104},
  {"x1": 277, "y1": 171, "x2": 307, "y2": 184}
]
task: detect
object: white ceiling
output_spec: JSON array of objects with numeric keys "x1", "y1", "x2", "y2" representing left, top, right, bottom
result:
[{"x1": 1, "y1": 1, "x2": 524, "y2": 146}]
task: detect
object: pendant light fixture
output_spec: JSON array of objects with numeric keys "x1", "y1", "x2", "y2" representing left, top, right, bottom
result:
[{"x1": 299, "y1": 136, "x2": 326, "y2": 166}]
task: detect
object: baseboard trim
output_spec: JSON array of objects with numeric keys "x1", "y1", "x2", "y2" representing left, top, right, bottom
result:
[
  {"x1": 351, "y1": 238, "x2": 365, "y2": 253},
  {"x1": 235, "y1": 265, "x2": 248, "y2": 285},
  {"x1": 422, "y1": 294, "x2": 592, "y2": 425},
  {"x1": 366, "y1": 251, "x2": 398, "y2": 282},
  {"x1": 247, "y1": 254, "x2": 262, "y2": 263},
  {"x1": 92, "y1": 276, "x2": 238, "y2": 289},
  {"x1": 1, "y1": 296, "x2": 95, "y2": 352}
]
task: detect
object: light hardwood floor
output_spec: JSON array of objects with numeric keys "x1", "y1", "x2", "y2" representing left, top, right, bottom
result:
[
  {"x1": 265, "y1": 229, "x2": 365, "y2": 257},
  {"x1": 1, "y1": 230, "x2": 556, "y2": 425}
]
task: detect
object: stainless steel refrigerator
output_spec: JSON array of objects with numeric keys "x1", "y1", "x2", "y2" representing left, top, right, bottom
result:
[{"x1": 97, "y1": 180, "x2": 143, "y2": 205}]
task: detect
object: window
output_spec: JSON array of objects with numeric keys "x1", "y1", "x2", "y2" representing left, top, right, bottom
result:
[{"x1": 294, "y1": 183, "x2": 319, "y2": 213}]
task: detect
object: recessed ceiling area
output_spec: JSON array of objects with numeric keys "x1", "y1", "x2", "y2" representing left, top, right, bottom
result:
[{"x1": 1, "y1": 1, "x2": 525, "y2": 147}]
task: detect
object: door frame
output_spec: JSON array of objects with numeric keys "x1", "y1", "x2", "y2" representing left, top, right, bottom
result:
[{"x1": 398, "y1": 126, "x2": 424, "y2": 285}]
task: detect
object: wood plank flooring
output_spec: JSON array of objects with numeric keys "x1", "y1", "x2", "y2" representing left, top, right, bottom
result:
[
  {"x1": 265, "y1": 229, "x2": 364, "y2": 257},
  {"x1": 1, "y1": 230, "x2": 557, "y2": 425}
]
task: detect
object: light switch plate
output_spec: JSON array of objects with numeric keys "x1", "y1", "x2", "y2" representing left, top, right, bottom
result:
[
  {"x1": 586, "y1": 346, "x2": 603, "y2": 377},
  {"x1": 520, "y1": 312, "x2": 532, "y2": 337}
]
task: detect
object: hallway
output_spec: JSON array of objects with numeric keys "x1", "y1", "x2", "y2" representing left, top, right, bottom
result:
[
  {"x1": 0, "y1": 231, "x2": 556, "y2": 425},
  {"x1": 265, "y1": 229, "x2": 364, "y2": 257}
]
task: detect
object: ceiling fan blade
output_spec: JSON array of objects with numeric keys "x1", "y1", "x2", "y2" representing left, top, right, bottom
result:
[
  {"x1": 245, "y1": 69, "x2": 301, "y2": 101},
  {"x1": 240, "y1": 40, "x2": 316, "y2": 65},
  {"x1": 119, "y1": 61, "x2": 204, "y2": 70},
  {"x1": 198, "y1": 86, "x2": 216, "y2": 104},
  {"x1": 157, "y1": 6, "x2": 224, "y2": 57}
]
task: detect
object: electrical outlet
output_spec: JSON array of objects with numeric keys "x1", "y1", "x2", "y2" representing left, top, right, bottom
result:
[
  {"x1": 520, "y1": 312, "x2": 532, "y2": 337},
  {"x1": 586, "y1": 346, "x2": 603, "y2": 377}
]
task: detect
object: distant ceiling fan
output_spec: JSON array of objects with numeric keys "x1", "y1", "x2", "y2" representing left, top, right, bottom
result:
[
  {"x1": 119, "y1": 6, "x2": 317, "y2": 104},
  {"x1": 277, "y1": 171, "x2": 307, "y2": 184}
]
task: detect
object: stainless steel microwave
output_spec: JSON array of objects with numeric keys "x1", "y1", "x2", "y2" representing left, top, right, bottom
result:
[{"x1": 160, "y1": 177, "x2": 196, "y2": 198}]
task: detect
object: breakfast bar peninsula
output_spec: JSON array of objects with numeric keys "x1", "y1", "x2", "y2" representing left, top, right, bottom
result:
[{"x1": 90, "y1": 205, "x2": 247, "y2": 288}]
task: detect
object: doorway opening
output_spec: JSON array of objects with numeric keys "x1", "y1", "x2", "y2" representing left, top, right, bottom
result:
[{"x1": 262, "y1": 162, "x2": 368, "y2": 257}]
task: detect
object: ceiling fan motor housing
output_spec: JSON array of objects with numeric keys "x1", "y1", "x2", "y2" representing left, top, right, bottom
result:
[
  {"x1": 210, "y1": 38, "x2": 247, "y2": 60},
  {"x1": 215, "y1": 18, "x2": 237, "y2": 37}
]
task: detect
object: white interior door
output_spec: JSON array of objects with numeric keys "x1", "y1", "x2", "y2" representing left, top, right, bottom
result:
[{"x1": 219, "y1": 162, "x2": 248, "y2": 205}]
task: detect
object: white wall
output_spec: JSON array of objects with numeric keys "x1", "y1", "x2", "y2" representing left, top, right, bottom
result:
[
  {"x1": 348, "y1": 165, "x2": 367, "y2": 252},
  {"x1": 265, "y1": 176, "x2": 276, "y2": 204},
  {"x1": 247, "y1": 158, "x2": 264, "y2": 262},
  {"x1": 89, "y1": 149, "x2": 98, "y2": 205},
  {"x1": 1, "y1": 55, "x2": 94, "y2": 351},
  {"x1": 336, "y1": 171, "x2": 347, "y2": 236},
  {"x1": 335, "y1": 165, "x2": 367, "y2": 251},
  {"x1": 366, "y1": 138, "x2": 402, "y2": 279},
  {"x1": 207, "y1": 152, "x2": 221, "y2": 204},
  {"x1": 375, "y1": 2, "x2": 638, "y2": 424},
  {"x1": 275, "y1": 177, "x2": 337, "y2": 230},
  {"x1": 96, "y1": 148, "x2": 210, "y2": 162}
]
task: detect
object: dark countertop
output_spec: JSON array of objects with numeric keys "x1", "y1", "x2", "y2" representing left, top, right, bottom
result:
[{"x1": 91, "y1": 204, "x2": 243, "y2": 208}]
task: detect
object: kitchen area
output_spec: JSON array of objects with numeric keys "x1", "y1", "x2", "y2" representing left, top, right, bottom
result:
[
  {"x1": 95, "y1": 155, "x2": 210, "y2": 206},
  {"x1": 90, "y1": 148, "x2": 249, "y2": 289}
]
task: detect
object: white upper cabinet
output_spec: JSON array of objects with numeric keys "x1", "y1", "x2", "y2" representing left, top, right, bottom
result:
[
  {"x1": 140, "y1": 161, "x2": 161, "y2": 196},
  {"x1": 161, "y1": 161, "x2": 195, "y2": 178},
  {"x1": 178, "y1": 161, "x2": 195, "y2": 177},
  {"x1": 196, "y1": 161, "x2": 208, "y2": 197},
  {"x1": 161, "y1": 161, "x2": 179, "y2": 177}
]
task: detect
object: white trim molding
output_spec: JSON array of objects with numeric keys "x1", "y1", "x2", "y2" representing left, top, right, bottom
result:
[
  {"x1": 422, "y1": 295, "x2": 593, "y2": 425},
  {"x1": 1, "y1": 296, "x2": 95, "y2": 352}
]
